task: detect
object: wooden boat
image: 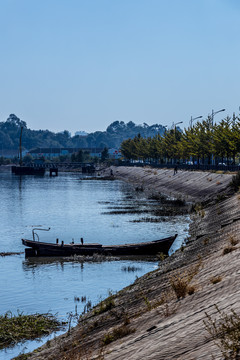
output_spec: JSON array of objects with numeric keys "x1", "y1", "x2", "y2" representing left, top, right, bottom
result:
[{"x1": 22, "y1": 228, "x2": 177, "y2": 258}]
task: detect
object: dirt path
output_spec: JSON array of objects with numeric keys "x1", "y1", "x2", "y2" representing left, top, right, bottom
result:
[{"x1": 19, "y1": 167, "x2": 240, "y2": 360}]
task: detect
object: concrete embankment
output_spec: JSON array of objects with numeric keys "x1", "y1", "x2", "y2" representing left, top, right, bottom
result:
[
  {"x1": 25, "y1": 167, "x2": 240, "y2": 360},
  {"x1": 110, "y1": 166, "x2": 233, "y2": 202}
]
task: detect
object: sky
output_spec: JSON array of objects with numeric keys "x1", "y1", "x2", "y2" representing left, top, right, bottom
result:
[{"x1": 0, "y1": 0, "x2": 240, "y2": 135}]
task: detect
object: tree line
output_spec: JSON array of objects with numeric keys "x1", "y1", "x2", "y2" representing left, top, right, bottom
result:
[
  {"x1": 0, "y1": 115, "x2": 166, "y2": 150},
  {"x1": 121, "y1": 116, "x2": 240, "y2": 165}
]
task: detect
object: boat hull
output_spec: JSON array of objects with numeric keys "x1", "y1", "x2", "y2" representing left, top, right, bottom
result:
[
  {"x1": 22, "y1": 235, "x2": 177, "y2": 258},
  {"x1": 12, "y1": 166, "x2": 45, "y2": 175}
]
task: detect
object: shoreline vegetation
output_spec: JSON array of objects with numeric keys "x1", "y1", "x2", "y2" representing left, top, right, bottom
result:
[
  {"x1": 0, "y1": 312, "x2": 62, "y2": 350},
  {"x1": 10, "y1": 166, "x2": 240, "y2": 359}
]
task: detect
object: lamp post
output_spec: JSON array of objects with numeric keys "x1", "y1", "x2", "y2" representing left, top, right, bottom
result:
[
  {"x1": 211, "y1": 108, "x2": 225, "y2": 126},
  {"x1": 190, "y1": 115, "x2": 203, "y2": 128},
  {"x1": 210, "y1": 108, "x2": 225, "y2": 165},
  {"x1": 174, "y1": 121, "x2": 183, "y2": 134},
  {"x1": 163, "y1": 125, "x2": 168, "y2": 133}
]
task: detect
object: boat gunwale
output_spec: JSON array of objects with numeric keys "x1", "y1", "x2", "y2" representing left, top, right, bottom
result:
[{"x1": 22, "y1": 234, "x2": 177, "y2": 250}]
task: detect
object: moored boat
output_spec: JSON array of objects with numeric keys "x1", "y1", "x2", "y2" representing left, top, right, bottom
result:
[{"x1": 22, "y1": 229, "x2": 177, "y2": 258}]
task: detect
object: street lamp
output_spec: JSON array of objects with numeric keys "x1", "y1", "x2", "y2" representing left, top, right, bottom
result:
[
  {"x1": 211, "y1": 108, "x2": 225, "y2": 126},
  {"x1": 173, "y1": 121, "x2": 183, "y2": 133},
  {"x1": 189, "y1": 115, "x2": 203, "y2": 128},
  {"x1": 174, "y1": 121, "x2": 183, "y2": 126},
  {"x1": 210, "y1": 108, "x2": 225, "y2": 165}
]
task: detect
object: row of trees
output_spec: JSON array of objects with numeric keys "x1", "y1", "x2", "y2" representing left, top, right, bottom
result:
[
  {"x1": 121, "y1": 117, "x2": 240, "y2": 165},
  {"x1": 0, "y1": 115, "x2": 166, "y2": 150}
]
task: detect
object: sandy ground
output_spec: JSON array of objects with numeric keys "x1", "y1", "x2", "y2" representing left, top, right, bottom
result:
[{"x1": 19, "y1": 167, "x2": 240, "y2": 360}]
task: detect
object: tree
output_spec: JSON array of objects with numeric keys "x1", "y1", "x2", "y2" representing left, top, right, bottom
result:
[
  {"x1": 101, "y1": 147, "x2": 109, "y2": 161},
  {"x1": 6, "y1": 114, "x2": 27, "y2": 129},
  {"x1": 23, "y1": 154, "x2": 33, "y2": 164}
]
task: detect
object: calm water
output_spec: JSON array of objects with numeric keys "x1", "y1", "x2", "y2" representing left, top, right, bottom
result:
[{"x1": 0, "y1": 170, "x2": 190, "y2": 359}]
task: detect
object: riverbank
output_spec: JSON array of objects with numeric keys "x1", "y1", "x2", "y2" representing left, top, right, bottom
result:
[{"x1": 16, "y1": 167, "x2": 240, "y2": 360}]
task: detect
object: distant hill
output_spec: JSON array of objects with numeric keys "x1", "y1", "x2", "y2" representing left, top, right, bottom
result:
[{"x1": 0, "y1": 114, "x2": 167, "y2": 150}]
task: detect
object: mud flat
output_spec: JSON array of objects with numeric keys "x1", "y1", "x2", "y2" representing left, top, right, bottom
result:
[{"x1": 19, "y1": 167, "x2": 240, "y2": 360}]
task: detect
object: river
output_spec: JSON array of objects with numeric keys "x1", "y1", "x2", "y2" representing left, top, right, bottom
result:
[{"x1": 0, "y1": 169, "x2": 190, "y2": 359}]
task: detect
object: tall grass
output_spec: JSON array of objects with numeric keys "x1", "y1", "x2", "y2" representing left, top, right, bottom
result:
[{"x1": 0, "y1": 311, "x2": 62, "y2": 349}]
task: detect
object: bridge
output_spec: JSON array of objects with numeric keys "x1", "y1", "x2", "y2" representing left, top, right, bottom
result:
[{"x1": 29, "y1": 162, "x2": 96, "y2": 174}]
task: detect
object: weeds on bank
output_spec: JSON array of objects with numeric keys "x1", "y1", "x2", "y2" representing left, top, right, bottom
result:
[
  {"x1": 169, "y1": 261, "x2": 202, "y2": 300},
  {"x1": 158, "y1": 292, "x2": 178, "y2": 318},
  {"x1": 94, "y1": 292, "x2": 115, "y2": 315},
  {"x1": 194, "y1": 203, "x2": 205, "y2": 218},
  {"x1": 204, "y1": 305, "x2": 240, "y2": 359},
  {"x1": 222, "y1": 235, "x2": 238, "y2": 256},
  {"x1": 229, "y1": 236, "x2": 238, "y2": 246},
  {"x1": 102, "y1": 325, "x2": 136, "y2": 346},
  {"x1": 157, "y1": 252, "x2": 168, "y2": 262},
  {"x1": 203, "y1": 237, "x2": 209, "y2": 246},
  {"x1": 0, "y1": 311, "x2": 62, "y2": 349}
]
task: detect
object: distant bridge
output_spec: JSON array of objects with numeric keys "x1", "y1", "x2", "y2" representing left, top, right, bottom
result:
[{"x1": 29, "y1": 162, "x2": 96, "y2": 173}]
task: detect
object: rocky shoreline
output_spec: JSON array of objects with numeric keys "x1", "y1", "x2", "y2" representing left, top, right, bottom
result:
[{"x1": 17, "y1": 166, "x2": 240, "y2": 360}]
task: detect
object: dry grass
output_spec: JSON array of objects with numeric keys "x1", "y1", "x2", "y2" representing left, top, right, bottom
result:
[
  {"x1": 102, "y1": 325, "x2": 136, "y2": 345},
  {"x1": 203, "y1": 238, "x2": 209, "y2": 246},
  {"x1": 169, "y1": 261, "x2": 202, "y2": 300},
  {"x1": 222, "y1": 236, "x2": 238, "y2": 256},
  {"x1": 229, "y1": 235, "x2": 238, "y2": 246},
  {"x1": 204, "y1": 305, "x2": 240, "y2": 359}
]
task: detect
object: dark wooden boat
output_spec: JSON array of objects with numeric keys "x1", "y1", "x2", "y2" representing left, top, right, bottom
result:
[{"x1": 22, "y1": 229, "x2": 177, "y2": 258}]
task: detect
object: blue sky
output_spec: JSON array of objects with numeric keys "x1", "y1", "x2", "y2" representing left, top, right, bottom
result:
[{"x1": 0, "y1": 0, "x2": 239, "y2": 134}]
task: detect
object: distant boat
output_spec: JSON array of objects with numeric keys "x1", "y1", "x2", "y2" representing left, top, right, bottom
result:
[
  {"x1": 12, "y1": 127, "x2": 45, "y2": 175},
  {"x1": 22, "y1": 228, "x2": 177, "y2": 258}
]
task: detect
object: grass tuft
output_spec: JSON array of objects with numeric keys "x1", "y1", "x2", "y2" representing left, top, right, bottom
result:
[
  {"x1": 169, "y1": 261, "x2": 201, "y2": 300},
  {"x1": 229, "y1": 236, "x2": 238, "y2": 246},
  {"x1": 102, "y1": 325, "x2": 136, "y2": 346},
  {"x1": 0, "y1": 311, "x2": 62, "y2": 349}
]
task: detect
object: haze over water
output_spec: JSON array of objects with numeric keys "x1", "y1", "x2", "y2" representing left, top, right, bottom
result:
[{"x1": 0, "y1": 170, "x2": 190, "y2": 359}]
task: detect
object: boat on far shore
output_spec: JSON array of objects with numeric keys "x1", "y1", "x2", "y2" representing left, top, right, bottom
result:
[{"x1": 22, "y1": 229, "x2": 177, "y2": 258}]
